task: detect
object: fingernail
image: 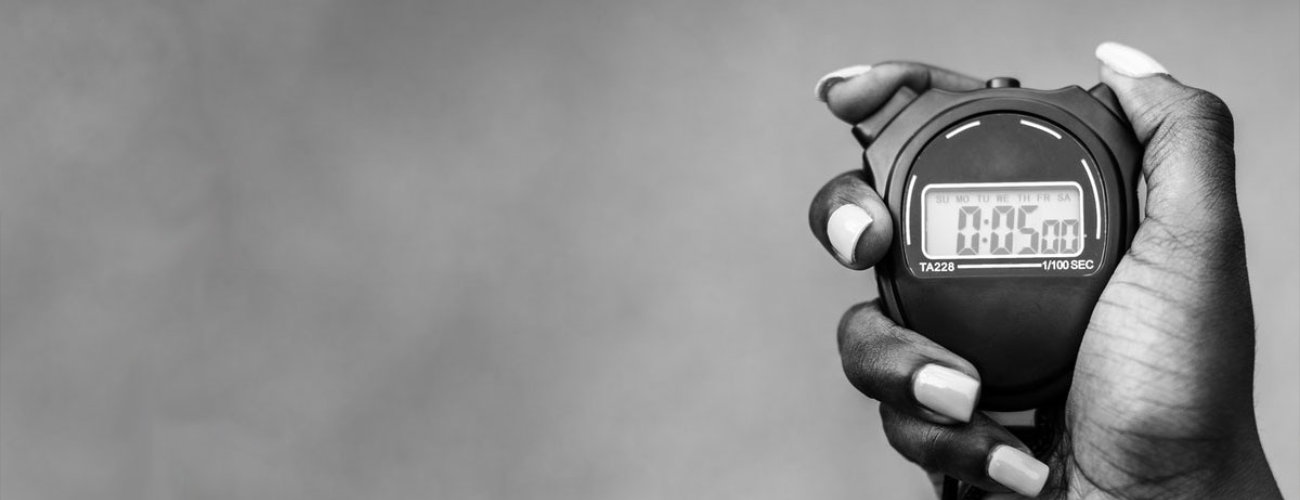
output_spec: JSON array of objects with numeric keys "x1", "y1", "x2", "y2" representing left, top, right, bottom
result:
[
  {"x1": 815, "y1": 65, "x2": 871, "y2": 102},
  {"x1": 1095, "y1": 41, "x2": 1168, "y2": 78},
  {"x1": 987, "y1": 445, "x2": 1049, "y2": 497},
  {"x1": 827, "y1": 204, "x2": 872, "y2": 264},
  {"x1": 912, "y1": 364, "x2": 979, "y2": 423}
]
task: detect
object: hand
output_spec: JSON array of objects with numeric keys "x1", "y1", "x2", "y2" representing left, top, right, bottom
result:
[{"x1": 809, "y1": 42, "x2": 1283, "y2": 499}]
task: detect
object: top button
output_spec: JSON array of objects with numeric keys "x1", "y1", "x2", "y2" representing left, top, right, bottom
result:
[{"x1": 986, "y1": 77, "x2": 1020, "y2": 89}]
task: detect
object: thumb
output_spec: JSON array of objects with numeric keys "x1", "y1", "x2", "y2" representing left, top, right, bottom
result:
[
  {"x1": 1095, "y1": 42, "x2": 1239, "y2": 234},
  {"x1": 1087, "y1": 42, "x2": 1257, "y2": 432},
  {"x1": 1093, "y1": 41, "x2": 1252, "y2": 347}
]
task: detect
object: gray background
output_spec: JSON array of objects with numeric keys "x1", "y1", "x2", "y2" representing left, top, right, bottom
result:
[{"x1": 2, "y1": 1, "x2": 1296, "y2": 498}]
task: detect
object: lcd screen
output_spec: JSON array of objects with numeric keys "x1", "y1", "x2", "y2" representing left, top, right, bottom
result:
[{"x1": 922, "y1": 182, "x2": 1084, "y2": 259}]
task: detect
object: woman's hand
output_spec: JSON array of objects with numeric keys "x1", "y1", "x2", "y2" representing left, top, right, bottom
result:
[{"x1": 809, "y1": 42, "x2": 1283, "y2": 498}]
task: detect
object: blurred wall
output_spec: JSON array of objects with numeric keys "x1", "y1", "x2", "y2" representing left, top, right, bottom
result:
[{"x1": 2, "y1": 1, "x2": 1296, "y2": 498}]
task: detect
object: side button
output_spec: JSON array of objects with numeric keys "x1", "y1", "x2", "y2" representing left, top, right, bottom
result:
[{"x1": 986, "y1": 77, "x2": 1020, "y2": 89}]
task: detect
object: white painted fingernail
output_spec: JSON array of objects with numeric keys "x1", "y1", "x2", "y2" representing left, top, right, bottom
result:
[
  {"x1": 1095, "y1": 42, "x2": 1168, "y2": 78},
  {"x1": 912, "y1": 364, "x2": 979, "y2": 423},
  {"x1": 826, "y1": 204, "x2": 872, "y2": 264},
  {"x1": 987, "y1": 445, "x2": 1049, "y2": 497},
  {"x1": 815, "y1": 65, "x2": 872, "y2": 102}
]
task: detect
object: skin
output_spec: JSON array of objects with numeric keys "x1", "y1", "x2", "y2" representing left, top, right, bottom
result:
[{"x1": 809, "y1": 61, "x2": 1283, "y2": 498}]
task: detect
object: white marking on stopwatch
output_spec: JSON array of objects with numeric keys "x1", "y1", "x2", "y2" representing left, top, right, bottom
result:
[
  {"x1": 957, "y1": 263, "x2": 1042, "y2": 269},
  {"x1": 905, "y1": 175, "x2": 918, "y2": 245},
  {"x1": 945, "y1": 121, "x2": 981, "y2": 139},
  {"x1": 1019, "y1": 119, "x2": 1062, "y2": 139},
  {"x1": 1081, "y1": 159, "x2": 1101, "y2": 239}
]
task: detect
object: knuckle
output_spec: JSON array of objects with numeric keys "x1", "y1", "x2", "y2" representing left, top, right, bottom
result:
[
  {"x1": 837, "y1": 302, "x2": 872, "y2": 386},
  {"x1": 1179, "y1": 88, "x2": 1233, "y2": 126},
  {"x1": 1141, "y1": 86, "x2": 1238, "y2": 194},
  {"x1": 810, "y1": 180, "x2": 837, "y2": 224},
  {"x1": 891, "y1": 421, "x2": 950, "y2": 470},
  {"x1": 918, "y1": 425, "x2": 948, "y2": 465},
  {"x1": 880, "y1": 406, "x2": 923, "y2": 459},
  {"x1": 829, "y1": 171, "x2": 873, "y2": 206},
  {"x1": 812, "y1": 172, "x2": 855, "y2": 210},
  {"x1": 835, "y1": 301, "x2": 873, "y2": 350},
  {"x1": 838, "y1": 301, "x2": 895, "y2": 397},
  {"x1": 881, "y1": 406, "x2": 978, "y2": 475},
  {"x1": 1151, "y1": 88, "x2": 1234, "y2": 148},
  {"x1": 881, "y1": 413, "x2": 910, "y2": 454}
]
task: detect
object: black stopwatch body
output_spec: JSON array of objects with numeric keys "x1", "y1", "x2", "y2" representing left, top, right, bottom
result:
[{"x1": 858, "y1": 79, "x2": 1142, "y2": 411}]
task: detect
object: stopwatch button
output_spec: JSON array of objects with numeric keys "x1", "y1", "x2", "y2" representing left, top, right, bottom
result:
[{"x1": 986, "y1": 77, "x2": 1020, "y2": 89}]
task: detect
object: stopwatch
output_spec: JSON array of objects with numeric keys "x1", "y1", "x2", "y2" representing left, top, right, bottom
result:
[{"x1": 855, "y1": 77, "x2": 1141, "y2": 411}]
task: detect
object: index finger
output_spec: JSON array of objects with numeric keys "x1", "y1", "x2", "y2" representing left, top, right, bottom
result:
[{"x1": 816, "y1": 61, "x2": 983, "y2": 124}]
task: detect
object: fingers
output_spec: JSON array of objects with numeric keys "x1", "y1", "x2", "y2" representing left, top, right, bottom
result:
[
  {"x1": 881, "y1": 405, "x2": 1050, "y2": 497},
  {"x1": 815, "y1": 61, "x2": 983, "y2": 124},
  {"x1": 841, "y1": 302, "x2": 1051, "y2": 497},
  {"x1": 1095, "y1": 42, "x2": 1239, "y2": 232},
  {"x1": 809, "y1": 171, "x2": 894, "y2": 269},
  {"x1": 838, "y1": 301, "x2": 980, "y2": 424},
  {"x1": 1094, "y1": 41, "x2": 1252, "y2": 323}
]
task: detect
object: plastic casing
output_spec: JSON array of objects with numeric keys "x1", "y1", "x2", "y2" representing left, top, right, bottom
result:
[{"x1": 864, "y1": 84, "x2": 1141, "y2": 411}]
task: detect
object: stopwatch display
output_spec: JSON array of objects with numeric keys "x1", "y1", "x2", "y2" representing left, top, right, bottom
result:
[{"x1": 922, "y1": 182, "x2": 1084, "y2": 259}]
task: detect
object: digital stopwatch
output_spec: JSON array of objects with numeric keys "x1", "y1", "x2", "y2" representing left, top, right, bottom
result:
[{"x1": 855, "y1": 77, "x2": 1141, "y2": 411}]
